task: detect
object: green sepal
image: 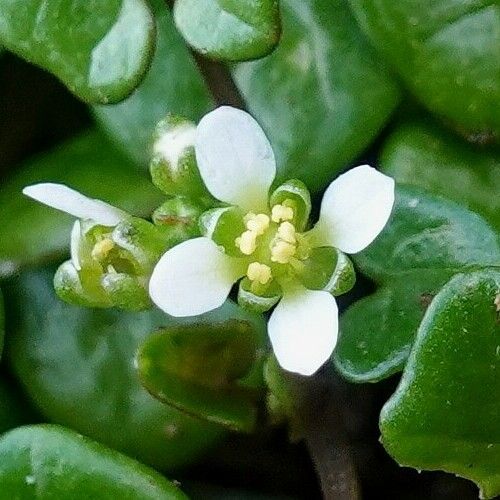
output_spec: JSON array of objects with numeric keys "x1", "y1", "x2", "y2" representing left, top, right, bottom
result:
[
  {"x1": 150, "y1": 115, "x2": 212, "y2": 201},
  {"x1": 111, "y1": 217, "x2": 169, "y2": 272},
  {"x1": 54, "y1": 260, "x2": 111, "y2": 309},
  {"x1": 238, "y1": 277, "x2": 282, "y2": 313},
  {"x1": 152, "y1": 197, "x2": 203, "y2": 246},
  {"x1": 269, "y1": 179, "x2": 311, "y2": 231},
  {"x1": 101, "y1": 273, "x2": 151, "y2": 312},
  {"x1": 136, "y1": 319, "x2": 267, "y2": 433},
  {"x1": 299, "y1": 247, "x2": 355, "y2": 296},
  {"x1": 199, "y1": 206, "x2": 246, "y2": 256}
]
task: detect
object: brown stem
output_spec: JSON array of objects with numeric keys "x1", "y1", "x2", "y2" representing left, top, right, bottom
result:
[
  {"x1": 165, "y1": 0, "x2": 246, "y2": 108},
  {"x1": 291, "y1": 372, "x2": 361, "y2": 500}
]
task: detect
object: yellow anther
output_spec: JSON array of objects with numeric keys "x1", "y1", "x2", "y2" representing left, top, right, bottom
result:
[
  {"x1": 271, "y1": 240, "x2": 297, "y2": 264},
  {"x1": 235, "y1": 230, "x2": 257, "y2": 255},
  {"x1": 271, "y1": 204, "x2": 294, "y2": 223},
  {"x1": 246, "y1": 213, "x2": 270, "y2": 235},
  {"x1": 277, "y1": 221, "x2": 296, "y2": 244},
  {"x1": 247, "y1": 262, "x2": 272, "y2": 285},
  {"x1": 91, "y1": 238, "x2": 115, "y2": 260}
]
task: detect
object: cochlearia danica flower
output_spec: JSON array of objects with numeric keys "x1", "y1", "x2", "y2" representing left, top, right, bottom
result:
[
  {"x1": 149, "y1": 106, "x2": 395, "y2": 376},
  {"x1": 22, "y1": 184, "x2": 168, "y2": 311}
]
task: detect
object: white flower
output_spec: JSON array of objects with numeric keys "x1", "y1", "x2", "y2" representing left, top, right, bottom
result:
[
  {"x1": 149, "y1": 106, "x2": 395, "y2": 376},
  {"x1": 23, "y1": 183, "x2": 128, "y2": 270}
]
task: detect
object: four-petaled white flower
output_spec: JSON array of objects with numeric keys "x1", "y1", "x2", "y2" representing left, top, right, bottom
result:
[{"x1": 149, "y1": 106, "x2": 395, "y2": 376}]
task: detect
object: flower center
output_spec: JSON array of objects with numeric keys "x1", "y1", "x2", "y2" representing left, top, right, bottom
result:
[{"x1": 234, "y1": 200, "x2": 311, "y2": 293}]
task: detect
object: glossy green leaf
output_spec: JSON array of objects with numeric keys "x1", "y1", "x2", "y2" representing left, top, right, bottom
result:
[
  {"x1": 381, "y1": 120, "x2": 500, "y2": 231},
  {"x1": 174, "y1": 0, "x2": 281, "y2": 61},
  {"x1": 0, "y1": 288, "x2": 4, "y2": 359},
  {"x1": 233, "y1": 0, "x2": 400, "y2": 192},
  {"x1": 5, "y1": 268, "x2": 227, "y2": 470},
  {"x1": 137, "y1": 318, "x2": 267, "y2": 432},
  {"x1": 348, "y1": 0, "x2": 500, "y2": 142},
  {"x1": 335, "y1": 185, "x2": 500, "y2": 382},
  {"x1": 0, "y1": 378, "x2": 32, "y2": 435},
  {"x1": 0, "y1": 130, "x2": 162, "y2": 278},
  {"x1": 94, "y1": 0, "x2": 213, "y2": 167},
  {"x1": 354, "y1": 186, "x2": 500, "y2": 282},
  {"x1": 0, "y1": 0, "x2": 156, "y2": 104},
  {"x1": 0, "y1": 425, "x2": 187, "y2": 498},
  {"x1": 334, "y1": 270, "x2": 453, "y2": 383},
  {"x1": 380, "y1": 269, "x2": 500, "y2": 499}
]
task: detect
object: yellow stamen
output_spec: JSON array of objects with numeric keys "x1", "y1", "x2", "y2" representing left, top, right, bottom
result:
[
  {"x1": 271, "y1": 240, "x2": 296, "y2": 264},
  {"x1": 247, "y1": 262, "x2": 272, "y2": 285},
  {"x1": 92, "y1": 238, "x2": 115, "y2": 260},
  {"x1": 246, "y1": 213, "x2": 270, "y2": 235},
  {"x1": 271, "y1": 204, "x2": 294, "y2": 223},
  {"x1": 235, "y1": 230, "x2": 257, "y2": 255},
  {"x1": 277, "y1": 221, "x2": 296, "y2": 244}
]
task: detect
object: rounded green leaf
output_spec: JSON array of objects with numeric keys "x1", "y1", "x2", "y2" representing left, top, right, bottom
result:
[
  {"x1": 0, "y1": 425, "x2": 187, "y2": 498},
  {"x1": 233, "y1": 0, "x2": 400, "y2": 192},
  {"x1": 336, "y1": 185, "x2": 500, "y2": 383},
  {"x1": 354, "y1": 185, "x2": 500, "y2": 282},
  {"x1": 0, "y1": 130, "x2": 163, "y2": 278},
  {"x1": 174, "y1": 0, "x2": 281, "y2": 61},
  {"x1": 5, "y1": 268, "x2": 226, "y2": 470},
  {"x1": 334, "y1": 270, "x2": 454, "y2": 383},
  {"x1": 0, "y1": 288, "x2": 4, "y2": 359},
  {"x1": 348, "y1": 0, "x2": 500, "y2": 141},
  {"x1": 0, "y1": 0, "x2": 156, "y2": 104},
  {"x1": 380, "y1": 269, "x2": 500, "y2": 499},
  {"x1": 94, "y1": 0, "x2": 213, "y2": 167},
  {"x1": 137, "y1": 316, "x2": 267, "y2": 433},
  {"x1": 381, "y1": 120, "x2": 500, "y2": 231}
]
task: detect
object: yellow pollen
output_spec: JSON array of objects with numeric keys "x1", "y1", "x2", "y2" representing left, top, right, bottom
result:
[
  {"x1": 271, "y1": 240, "x2": 297, "y2": 264},
  {"x1": 91, "y1": 238, "x2": 115, "y2": 260},
  {"x1": 245, "y1": 213, "x2": 270, "y2": 235},
  {"x1": 247, "y1": 262, "x2": 272, "y2": 285},
  {"x1": 277, "y1": 221, "x2": 296, "y2": 244},
  {"x1": 271, "y1": 204, "x2": 294, "y2": 223},
  {"x1": 235, "y1": 230, "x2": 257, "y2": 255}
]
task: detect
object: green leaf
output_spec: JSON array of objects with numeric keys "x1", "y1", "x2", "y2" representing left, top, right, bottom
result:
[
  {"x1": 334, "y1": 270, "x2": 453, "y2": 383},
  {"x1": 380, "y1": 269, "x2": 500, "y2": 499},
  {"x1": 348, "y1": 0, "x2": 500, "y2": 142},
  {"x1": 174, "y1": 0, "x2": 281, "y2": 61},
  {"x1": 137, "y1": 318, "x2": 267, "y2": 433},
  {"x1": 0, "y1": 130, "x2": 163, "y2": 278},
  {"x1": 381, "y1": 120, "x2": 500, "y2": 231},
  {"x1": 0, "y1": 288, "x2": 4, "y2": 359},
  {"x1": 4, "y1": 268, "x2": 227, "y2": 471},
  {"x1": 354, "y1": 186, "x2": 500, "y2": 281},
  {"x1": 334, "y1": 185, "x2": 500, "y2": 382},
  {"x1": 0, "y1": 0, "x2": 156, "y2": 104},
  {"x1": 94, "y1": 0, "x2": 213, "y2": 167},
  {"x1": 0, "y1": 378, "x2": 33, "y2": 435},
  {"x1": 0, "y1": 425, "x2": 187, "y2": 498},
  {"x1": 233, "y1": 0, "x2": 400, "y2": 193}
]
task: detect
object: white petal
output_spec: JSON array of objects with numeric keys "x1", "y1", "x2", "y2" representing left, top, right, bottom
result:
[
  {"x1": 315, "y1": 165, "x2": 395, "y2": 254},
  {"x1": 149, "y1": 237, "x2": 244, "y2": 317},
  {"x1": 70, "y1": 220, "x2": 82, "y2": 271},
  {"x1": 23, "y1": 183, "x2": 127, "y2": 226},
  {"x1": 195, "y1": 106, "x2": 276, "y2": 212},
  {"x1": 268, "y1": 287, "x2": 338, "y2": 376}
]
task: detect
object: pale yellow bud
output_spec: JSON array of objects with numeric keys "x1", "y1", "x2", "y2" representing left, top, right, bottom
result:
[
  {"x1": 235, "y1": 230, "x2": 257, "y2": 255},
  {"x1": 271, "y1": 204, "x2": 294, "y2": 223},
  {"x1": 92, "y1": 238, "x2": 115, "y2": 260},
  {"x1": 247, "y1": 262, "x2": 272, "y2": 285}
]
